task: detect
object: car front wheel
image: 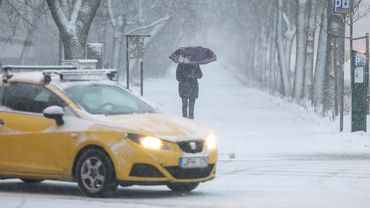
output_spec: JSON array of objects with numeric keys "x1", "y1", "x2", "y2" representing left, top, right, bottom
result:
[
  {"x1": 167, "y1": 182, "x2": 199, "y2": 192},
  {"x1": 76, "y1": 149, "x2": 117, "y2": 197}
]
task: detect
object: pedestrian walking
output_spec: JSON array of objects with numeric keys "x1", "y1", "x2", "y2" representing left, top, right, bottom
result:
[
  {"x1": 176, "y1": 63, "x2": 202, "y2": 119},
  {"x1": 169, "y1": 46, "x2": 217, "y2": 119}
]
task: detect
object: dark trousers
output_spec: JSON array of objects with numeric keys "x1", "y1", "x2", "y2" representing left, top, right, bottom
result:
[{"x1": 181, "y1": 97, "x2": 196, "y2": 119}]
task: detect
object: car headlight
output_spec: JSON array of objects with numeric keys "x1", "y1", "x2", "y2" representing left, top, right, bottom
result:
[
  {"x1": 140, "y1": 136, "x2": 163, "y2": 150},
  {"x1": 127, "y1": 134, "x2": 165, "y2": 150},
  {"x1": 205, "y1": 133, "x2": 217, "y2": 150}
]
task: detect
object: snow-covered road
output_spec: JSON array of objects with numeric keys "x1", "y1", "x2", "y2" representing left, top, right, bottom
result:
[
  {"x1": 2, "y1": 63, "x2": 370, "y2": 208},
  {"x1": 2, "y1": 157, "x2": 370, "y2": 208}
]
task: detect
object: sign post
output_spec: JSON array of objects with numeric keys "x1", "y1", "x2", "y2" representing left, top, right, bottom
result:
[
  {"x1": 125, "y1": 34, "x2": 151, "y2": 94},
  {"x1": 333, "y1": 0, "x2": 352, "y2": 131},
  {"x1": 351, "y1": 50, "x2": 368, "y2": 132}
]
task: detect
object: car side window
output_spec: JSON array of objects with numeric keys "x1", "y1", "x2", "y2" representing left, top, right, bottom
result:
[{"x1": 3, "y1": 83, "x2": 65, "y2": 114}]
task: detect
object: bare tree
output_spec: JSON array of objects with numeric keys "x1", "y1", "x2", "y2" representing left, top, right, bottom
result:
[
  {"x1": 303, "y1": 0, "x2": 318, "y2": 101},
  {"x1": 46, "y1": 0, "x2": 101, "y2": 59},
  {"x1": 276, "y1": 0, "x2": 292, "y2": 96},
  {"x1": 313, "y1": 1, "x2": 329, "y2": 111},
  {"x1": 293, "y1": 0, "x2": 308, "y2": 100}
]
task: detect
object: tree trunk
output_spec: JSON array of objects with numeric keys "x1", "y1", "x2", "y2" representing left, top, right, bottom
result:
[
  {"x1": 253, "y1": 39, "x2": 259, "y2": 79},
  {"x1": 303, "y1": 0, "x2": 317, "y2": 101},
  {"x1": 276, "y1": 0, "x2": 291, "y2": 96},
  {"x1": 283, "y1": 9, "x2": 296, "y2": 82},
  {"x1": 112, "y1": 27, "x2": 124, "y2": 70},
  {"x1": 270, "y1": 15, "x2": 278, "y2": 92},
  {"x1": 47, "y1": 0, "x2": 101, "y2": 60},
  {"x1": 323, "y1": 2, "x2": 334, "y2": 114},
  {"x1": 293, "y1": 0, "x2": 308, "y2": 100},
  {"x1": 262, "y1": 31, "x2": 269, "y2": 86},
  {"x1": 61, "y1": 31, "x2": 85, "y2": 59},
  {"x1": 313, "y1": 3, "x2": 329, "y2": 110}
]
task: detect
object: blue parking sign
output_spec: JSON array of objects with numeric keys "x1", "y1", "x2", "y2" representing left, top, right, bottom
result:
[{"x1": 334, "y1": 0, "x2": 352, "y2": 14}]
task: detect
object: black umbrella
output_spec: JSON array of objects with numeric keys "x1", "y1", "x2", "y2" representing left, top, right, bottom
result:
[{"x1": 169, "y1": 46, "x2": 217, "y2": 65}]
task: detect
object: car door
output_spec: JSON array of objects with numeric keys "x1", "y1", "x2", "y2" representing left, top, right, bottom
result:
[{"x1": 0, "y1": 82, "x2": 72, "y2": 177}]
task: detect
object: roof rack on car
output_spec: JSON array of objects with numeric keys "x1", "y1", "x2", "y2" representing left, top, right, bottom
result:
[
  {"x1": 43, "y1": 69, "x2": 117, "y2": 82},
  {"x1": 1, "y1": 65, "x2": 117, "y2": 83},
  {"x1": 2, "y1": 65, "x2": 77, "y2": 72}
]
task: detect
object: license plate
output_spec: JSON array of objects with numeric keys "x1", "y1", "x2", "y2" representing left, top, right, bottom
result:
[{"x1": 179, "y1": 156, "x2": 208, "y2": 169}]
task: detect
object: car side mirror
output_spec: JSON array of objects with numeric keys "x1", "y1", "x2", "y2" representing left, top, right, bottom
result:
[{"x1": 43, "y1": 106, "x2": 64, "y2": 126}]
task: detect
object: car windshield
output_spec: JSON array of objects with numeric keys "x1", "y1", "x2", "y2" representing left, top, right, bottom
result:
[{"x1": 61, "y1": 83, "x2": 156, "y2": 115}]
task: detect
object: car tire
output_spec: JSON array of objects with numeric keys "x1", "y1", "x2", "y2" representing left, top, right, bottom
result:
[
  {"x1": 167, "y1": 182, "x2": 199, "y2": 192},
  {"x1": 20, "y1": 179, "x2": 43, "y2": 184},
  {"x1": 76, "y1": 149, "x2": 117, "y2": 197}
]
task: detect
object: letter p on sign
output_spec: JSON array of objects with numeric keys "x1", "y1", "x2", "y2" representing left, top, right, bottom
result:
[{"x1": 334, "y1": 0, "x2": 351, "y2": 14}]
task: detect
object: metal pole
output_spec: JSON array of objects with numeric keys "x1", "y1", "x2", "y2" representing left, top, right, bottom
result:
[
  {"x1": 340, "y1": 44, "x2": 344, "y2": 131},
  {"x1": 126, "y1": 36, "x2": 130, "y2": 89},
  {"x1": 140, "y1": 60, "x2": 144, "y2": 96},
  {"x1": 333, "y1": 35, "x2": 338, "y2": 116},
  {"x1": 366, "y1": 33, "x2": 369, "y2": 114},
  {"x1": 339, "y1": 14, "x2": 345, "y2": 132},
  {"x1": 350, "y1": 13, "x2": 353, "y2": 57},
  {"x1": 346, "y1": 12, "x2": 354, "y2": 131}
]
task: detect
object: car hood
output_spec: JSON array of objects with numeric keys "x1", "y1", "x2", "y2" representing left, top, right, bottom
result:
[{"x1": 103, "y1": 113, "x2": 210, "y2": 142}]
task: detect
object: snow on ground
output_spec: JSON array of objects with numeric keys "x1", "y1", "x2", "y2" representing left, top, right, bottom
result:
[
  {"x1": 143, "y1": 61, "x2": 370, "y2": 159},
  {"x1": 1, "y1": 62, "x2": 370, "y2": 208}
]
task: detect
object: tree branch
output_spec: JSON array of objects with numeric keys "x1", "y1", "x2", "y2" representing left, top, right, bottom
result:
[
  {"x1": 107, "y1": 0, "x2": 117, "y2": 27},
  {"x1": 126, "y1": 14, "x2": 173, "y2": 35},
  {"x1": 282, "y1": 12, "x2": 291, "y2": 31},
  {"x1": 5, "y1": 0, "x2": 38, "y2": 28},
  {"x1": 46, "y1": 0, "x2": 69, "y2": 31},
  {"x1": 127, "y1": 0, "x2": 160, "y2": 24},
  {"x1": 75, "y1": 0, "x2": 101, "y2": 43},
  {"x1": 70, "y1": 0, "x2": 82, "y2": 23}
]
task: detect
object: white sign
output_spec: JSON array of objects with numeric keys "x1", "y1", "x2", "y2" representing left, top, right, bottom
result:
[
  {"x1": 354, "y1": 67, "x2": 364, "y2": 83},
  {"x1": 128, "y1": 36, "x2": 144, "y2": 59},
  {"x1": 334, "y1": 0, "x2": 351, "y2": 14}
]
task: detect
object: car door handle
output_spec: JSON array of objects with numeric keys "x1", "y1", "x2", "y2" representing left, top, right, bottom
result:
[{"x1": 0, "y1": 120, "x2": 4, "y2": 126}]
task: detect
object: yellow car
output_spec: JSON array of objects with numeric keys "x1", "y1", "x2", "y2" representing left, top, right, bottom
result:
[{"x1": 0, "y1": 66, "x2": 217, "y2": 197}]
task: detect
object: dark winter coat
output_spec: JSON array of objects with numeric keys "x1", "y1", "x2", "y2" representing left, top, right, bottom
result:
[{"x1": 176, "y1": 64, "x2": 203, "y2": 99}]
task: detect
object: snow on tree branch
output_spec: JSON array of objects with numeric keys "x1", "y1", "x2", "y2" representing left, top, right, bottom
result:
[
  {"x1": 127, "y1": 0, "x2": 160, "y2": 25},
  {"x1": 126, "y1": 14, "x2": 173, "y2": 35}
]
